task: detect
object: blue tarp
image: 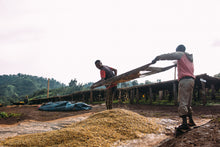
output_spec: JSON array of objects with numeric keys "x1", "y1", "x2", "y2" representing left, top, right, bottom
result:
[{"x1": 38, "y1": 101, "x2": 92, "y2": 111}]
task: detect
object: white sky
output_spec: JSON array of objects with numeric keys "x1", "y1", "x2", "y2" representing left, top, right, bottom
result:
[{"x1": 0, "y1": 0, "x2": 220, "y2": 85}]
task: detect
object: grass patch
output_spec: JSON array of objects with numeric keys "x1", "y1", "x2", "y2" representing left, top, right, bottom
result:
[
  {"x1": 92, "y1": 101, "x2": 105, "y2": 104},
  {"x1": 0, "y1": 112, "x2": 21, "y2": 119},
  {"x1": 206, "y1": 101, "x2": 220, "y2": 106},
  {"x1": 151, "y1": 100, "x2": 175, "y2": 106}
]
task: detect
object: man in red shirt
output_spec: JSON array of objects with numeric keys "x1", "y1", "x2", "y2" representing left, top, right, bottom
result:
[
  {"x1": 91, "y1": 60, "x2": 117, "y2": 109},
  {"x1": 152, "y1": 44, "x2": 196, "y2": 133}
]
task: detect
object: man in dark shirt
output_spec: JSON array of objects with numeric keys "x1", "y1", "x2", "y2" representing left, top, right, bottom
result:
[{"x1": 91, "y1": 60, "x2": 117, "y2": 109}]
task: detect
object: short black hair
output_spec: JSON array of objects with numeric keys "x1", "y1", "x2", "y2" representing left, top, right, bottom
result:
[
  {"x1": 176, "y1": 44, "x2": 186, "y2": 52},
  {"x1": 95, "y1": 60, "x2": 101, "y2": 65}
]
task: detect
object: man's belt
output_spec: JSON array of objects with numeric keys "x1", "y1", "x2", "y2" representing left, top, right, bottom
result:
[{"x1": 180, "y1": 76, "x2": 194, "y2": 81}]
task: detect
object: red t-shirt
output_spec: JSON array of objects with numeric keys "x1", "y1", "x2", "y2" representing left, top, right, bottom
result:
[
  {"x1": 177, "y1": 54, "x2": 195, "y2": 81},
  {"x1": 100, "y1": 67, "x2": 117, "y2": 89}
]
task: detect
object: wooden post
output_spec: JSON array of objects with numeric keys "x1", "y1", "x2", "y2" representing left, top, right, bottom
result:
[
  {"x1": 71, "y1": 94, "x2": 74, "y2": 102},
  {"x1": 130, "y1": 89, "x2": 134, "y2": 104},
  {"x1": 90, "y1": 90, "x2": 93, "y2": 104},
  {"x1": 159, "y1": 91, "x2": 163, "y2": 100},
  {"x1": 198, "y1": 88, "x2": 200, "y2": 101},
  {"x1": 82, "y1": 94, "x2": 85, "y2": 102},
  {"x1": 47, "y1": 78, "x2": 50, "y2": 98},
  {"x1": 149, "y1": 87, "x2": 153, "y2": 104},
  {"x1": 118, "y1": 90, "x2": 122, "y2": 104},
  {"x1": 200, "y1": 79, "x2": 207, "y2": 106},
  {"x1": 145, "y1": 92, "x2": 148, "y2": 102},
  {"x1": 136, "y1": 88, "x2": 140, "y2": 104},
  {"x1": 211, "y1": 84, "x2": 216, "y2": 100},
  {"x1": 173, "y1": 82, "x2": 178, "y2": 105},
  {"x1": 126, "y1": 90, "x2": 129, "y2": 101}
]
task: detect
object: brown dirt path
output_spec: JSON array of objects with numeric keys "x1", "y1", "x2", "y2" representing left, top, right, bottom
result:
[{"x1": 0, "y1": 104, "x2": 219, "y2": 146}]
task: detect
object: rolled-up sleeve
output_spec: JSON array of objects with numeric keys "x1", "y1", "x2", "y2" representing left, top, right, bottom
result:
[{"x1": 157, "y1": 52, "x2": 184, "y2": 61}]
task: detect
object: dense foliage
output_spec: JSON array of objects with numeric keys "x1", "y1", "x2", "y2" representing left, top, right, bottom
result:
[
  {"x1": 0, "y1": 73, "x2": 152, "y2": 105},
  {"x1": 0, "y1": 73, "x2": 64, "y2": 105},
  {"x1": 29, "y1": 80, "x2": 145, "y2": 100},
  {"x1": 30, "y1": 79, "x2": 93, "y2": 100}
]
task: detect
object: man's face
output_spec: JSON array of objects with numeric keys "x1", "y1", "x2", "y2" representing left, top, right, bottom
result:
[{"x1": 95, "y1": 62, "x2": 102, "y2": 69}]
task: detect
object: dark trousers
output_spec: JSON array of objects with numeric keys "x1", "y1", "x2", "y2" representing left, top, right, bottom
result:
[{"x1": 106, "y1": 86, "x2": 117, "y2": 110}]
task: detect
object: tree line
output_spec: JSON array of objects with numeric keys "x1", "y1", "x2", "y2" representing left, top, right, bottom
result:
[
  {"x1": 0, "y1": 73, "x2": 152, "y2": 105},
  {"x1": 2, "y1": 72, "x2": 218, "y2": 105},
  {"x1": 29, "y1": 79, "x2": 152, "y2": 100},
  {"x1": 0, "y1": 74, "x2": 63, "y2": 105}
]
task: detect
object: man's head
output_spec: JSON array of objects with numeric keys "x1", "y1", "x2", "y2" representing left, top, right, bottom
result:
[
  {"x1": 176, "y1": 44, "x2": 186, "y2": 52},
  {"x1": 95, "y1": 60, "x2": 103, "y2": 69}
]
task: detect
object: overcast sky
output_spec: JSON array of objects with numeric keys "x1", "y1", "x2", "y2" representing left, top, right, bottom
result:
[{"x1": 0, "y1": 0, "x2": 220, "y2": 85}]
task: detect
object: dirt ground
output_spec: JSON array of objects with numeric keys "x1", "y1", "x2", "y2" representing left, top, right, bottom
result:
[{"x1": 0, "y1": 104, "x2": 219, "y2": 146}]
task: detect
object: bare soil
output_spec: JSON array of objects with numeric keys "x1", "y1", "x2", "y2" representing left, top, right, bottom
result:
[{"x1": 0, "y1": 104, "x2": 219, "y2": 146}]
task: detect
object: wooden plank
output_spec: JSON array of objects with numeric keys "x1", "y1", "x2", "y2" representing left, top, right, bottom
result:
[{"x1": 92, "y1": 63, "x2": 176, "y2": 88}]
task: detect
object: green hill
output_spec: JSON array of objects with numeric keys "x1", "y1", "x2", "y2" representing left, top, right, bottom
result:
[{"x1": 0, "y1": 73, "x2": 65, "y2": 105}]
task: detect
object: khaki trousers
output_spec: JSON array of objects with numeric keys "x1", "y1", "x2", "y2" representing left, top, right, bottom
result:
[{"x1": 178, "y1": 78, "x2": 195, "y2": 116}]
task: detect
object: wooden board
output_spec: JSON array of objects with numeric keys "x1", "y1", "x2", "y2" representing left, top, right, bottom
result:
[{"x1": 92, "y1": 63, "x2": 176, "y2": 88}]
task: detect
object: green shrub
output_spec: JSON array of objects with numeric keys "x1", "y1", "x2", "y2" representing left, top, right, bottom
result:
[{"x1": 0, "y1": 112, "x2": 21, "y2": 118}]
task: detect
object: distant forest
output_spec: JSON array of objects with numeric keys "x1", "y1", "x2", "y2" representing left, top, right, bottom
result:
[
  {"x1": 1, "y1": 73, "x2": 219, "y2": 105},
  {"x1": 0, "y1": 73, "x2": 150, "y2": 105},
  {"x1": 0, "y1": 74, "x2": 64, "y2": 104}
]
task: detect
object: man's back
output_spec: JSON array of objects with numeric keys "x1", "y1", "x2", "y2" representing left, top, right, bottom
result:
[{"x1": 177, "y1": 53, "x2": 195, "y2": 81}]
